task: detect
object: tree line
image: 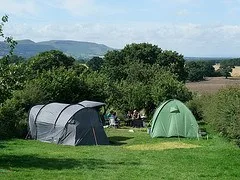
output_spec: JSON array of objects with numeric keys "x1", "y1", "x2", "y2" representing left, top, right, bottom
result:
[{"x1": 0, "y1": 43, "x2": 239, "y2": 139}]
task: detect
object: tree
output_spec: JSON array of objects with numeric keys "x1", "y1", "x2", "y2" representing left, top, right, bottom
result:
[
  {"x1": 150, "y1": 69, "x2": 192, "y2": 105},
  {"x1": 186, "y1": 60, "x2": 216, "y2": 82},
  {"x1": 0, "y1": 62, "x2": 27, "y2": 103},
  {"x1": 157, "y1": 50, "x2": 187, "y2": 82},
  {"x1": 0, "y1": 55, "x2": 27, "y2": 104},
  {"x1": 102, "y1": 43, "x2": 187, "y2": 82},
  {"x1": 121, "y1": 43, "x2": 161, "y2": 64},
  {"x1": 82, "y1": 71, "x2": 114, "y2": 105},
  {"x1": 28, "y1": 67, "x2": 88, "y2": 103},
  {"x1": 28, "y1": 50, "x2": 75, "y2": 73},
  {"x1": 71, "y1": 62, "x2": 89, "y2": 76},
  {"x1": 0, "y1": 55, "x2": 25, "y2": 65},
  {"x1": 86, "y1": 56, "x2": 104, "y2": 71},
  {"x1": 220, "y1": 65, "x2": 233, "y2": 79},
  {"x1": 101, "y1": 50, "x2": 126, "y2": 81},
  {"x1": 186, "y1": 61, "x2": 205, "y2": 81},
  {"x1": 106, "y1": 65, "x2": 192, "y2": 116}
]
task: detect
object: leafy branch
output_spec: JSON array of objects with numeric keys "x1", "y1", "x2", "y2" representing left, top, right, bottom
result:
[{"x1": 0, "y1": 15, "x2": 17, "y2": 57}]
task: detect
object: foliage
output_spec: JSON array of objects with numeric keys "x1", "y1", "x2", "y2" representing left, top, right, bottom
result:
[
  {"x1": 123, "y1": 61, "x2": 154, "y2": 84},
  {"x1": 217, "y1": 58, "x2": 240, "y2": 78},
  {"x1": 0, "y1": 67, "x2": 90, "y2": 138},
  {"x1": 0, "y1": 50, "x2": 78, "y2": 105},
  {"x1": 0, "y1": 15, "x2": 21, "y2": 104},
  {"x1": 186, "y1": 95, "x2": 204, "y2": 121},
  {"x1": 0, "y1": 59, "x2": 27, "y2": 104},
  {"x1": 102, "y1": 43, "x2": 187, "y2": 82},
  {"x1": 150, "y1": 69, "x2": 192, "y2": 105},
  {"x1": 114, "y1": 80, "x2": 151, "y2": 112},
  {"x1": 121, "y1": 43, "x2": 161, "y2": 65},
  {"x1": 109, "y1": 66, "x2": 192, "y2": 116},
  {"x1": 219, "y1": 65, "x2": 233, "y2": 79},
  {"x1": 186, "y1": 61, "x2": 215, "y2": 82},
  {"x1": 86, "y1": 56, "x2": 104, "y2": 71},
  {"x1": 220, "y1": 58, "x2": 240, "y2": 67},
  {"x1": 156, "y1": 50, "x2": 188, "y2": 82},
  {"x1": 101, "y1": 50, "x2": 126, "y2": 81},
  {"x1": 71, "y1": 62, "x2": 89, "y2": 76},
  {"x1": 200, "y1": 86, "x2": 240, "y2": 145},
  {"x1": 0, "y1": 55, "x2": 25, "y2": 64},
  {"x1": 0, "y1": 15, "x2": 17, "y2": 56},
  {"x1": 27, "y1": 50, "x2": 75, "y2": 73},
  {"x1": 82, "y1": 71, "x2": 114, "y2": 104},
  {"x1": 0, "y1": 83, "x2": 46, "y2": 138},
  {"x1": 29, "y1": 67, "x2": 88, "y2": 103}
]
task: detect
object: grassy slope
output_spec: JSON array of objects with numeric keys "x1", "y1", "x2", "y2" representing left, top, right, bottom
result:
[{"x1": 0, "y1": 128, "x2": 239, "y2": 180}]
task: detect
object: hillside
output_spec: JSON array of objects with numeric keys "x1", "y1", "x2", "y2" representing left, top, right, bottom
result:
[{"x1": 0, "y1": 39, "x2": 113, "y2": 59}]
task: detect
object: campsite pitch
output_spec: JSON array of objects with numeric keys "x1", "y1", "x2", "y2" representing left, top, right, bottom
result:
[
  {"x1": 125, "y1": 141, "x2": 200, "y2": 151},
  {"x1": 0, "y1": 128, "x2": 239, "y2": 180}
]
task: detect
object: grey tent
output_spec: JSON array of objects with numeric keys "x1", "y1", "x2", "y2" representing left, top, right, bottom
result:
[{"x1": 28, "y1": 101, "x2": 109, "y2": 146}]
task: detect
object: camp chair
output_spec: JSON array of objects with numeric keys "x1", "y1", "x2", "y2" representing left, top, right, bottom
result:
[
  {"x1": 199, "y1": 128, "x2": 208, "y2": 140},
  {"x1": 109, "y1": 117, "x2": 118, "y2": 128}
]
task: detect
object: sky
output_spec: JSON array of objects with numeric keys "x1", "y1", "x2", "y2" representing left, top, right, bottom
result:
[{"x1": 1, "y1": 0, "x2": 240, "y2": 57}]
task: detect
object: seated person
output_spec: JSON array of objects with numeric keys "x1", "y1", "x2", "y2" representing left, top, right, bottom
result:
[
  {"x1": 132, "y1": 110, "x2": 142, "y2": 127},
  {"x1": 132, "y1": 110, "x2": 140, "y2": 120},
  {"x1": 125, "y1": 110, "x2": 133, "y2": 126}
]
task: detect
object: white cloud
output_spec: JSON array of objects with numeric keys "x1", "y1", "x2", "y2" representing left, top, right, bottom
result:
[
  {"x1": 47, "y1": 0, "x2": 97, "y2": 16},
  {"x1": 0, "y1": 0, "x2": 38, "y2": 16},
  {"x1": 4, "y1": 22, "x2": 240, "y2": 57}
]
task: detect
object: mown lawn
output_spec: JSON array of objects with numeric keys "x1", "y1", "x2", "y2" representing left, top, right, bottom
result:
[{"x1": 0, "y1": 128, "x2": 240, "y2": 180}]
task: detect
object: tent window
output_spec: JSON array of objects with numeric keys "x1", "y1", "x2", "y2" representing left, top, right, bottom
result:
[
  {"x1": 170, "y1": 106, "x2": 180, "y2": 113},
  {"x1": 68, "y1": 118, "x2": 76, "y2": 124}
]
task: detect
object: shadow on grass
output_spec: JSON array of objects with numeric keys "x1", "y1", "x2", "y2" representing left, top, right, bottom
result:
[
  {"x1": 109, "y1": 136, "x2": 133, "y2": 146},
  {"x1": 0, "y1": 141, "x2": 6, "y2": 149},
  {"x1": 0, "y1": 155, "x2": 139, "y2": 170},
  {"x1": 0, "y1": 144, "x2": 5, "y2": 149}
]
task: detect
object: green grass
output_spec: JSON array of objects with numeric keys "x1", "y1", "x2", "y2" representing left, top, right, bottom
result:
[{"x1": 0, "y1": 128, "x2": 240, "y2": 180}]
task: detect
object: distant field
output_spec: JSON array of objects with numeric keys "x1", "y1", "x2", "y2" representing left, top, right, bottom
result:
[
  {"x1": 213, "y1": 64, "x2": 240, "y2": 77},
  {"x1": 186, "y1": 77, "x2": 240, "y2": 94},
  {"x1": 232, "y1": 66, "x2": 240, "y2": 76}
]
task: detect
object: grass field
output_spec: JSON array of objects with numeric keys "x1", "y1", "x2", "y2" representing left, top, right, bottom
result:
[
  {"x1": 0, "y1": 128, "x2": 240, "y2": 180},
  {"x1": 186, "y1": 77, "x2": 240, "y2": 94}
]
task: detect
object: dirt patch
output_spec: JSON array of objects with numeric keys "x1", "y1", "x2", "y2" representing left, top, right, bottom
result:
[
  {"x1": 186, "y1": 77, "x2": 240, "y2": 94},
  {"x1": 124, "y1": 142, "x2": 200, "y2": 151}
]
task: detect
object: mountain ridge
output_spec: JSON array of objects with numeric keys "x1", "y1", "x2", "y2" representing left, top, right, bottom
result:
[{"x1": 0, "y1": 39, "x2": 114, "y2": 59}]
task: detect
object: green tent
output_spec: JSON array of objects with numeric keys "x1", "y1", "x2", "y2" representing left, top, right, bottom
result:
[{"x1": 150, "y1": 99, "x2": 199, "y2": 138}]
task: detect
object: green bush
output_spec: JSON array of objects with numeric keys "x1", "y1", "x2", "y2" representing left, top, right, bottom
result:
[
  {"x1": 186, "y1": 95, "x2": 204, "y2": 121},
  {"x1": 202, "y1": 86, "x2": 240, "y2": 145},
  {"x1": 0, "y1": 83, "x2": 45, "y2": 138},
  {"x1": 0, "y1": 67, "x2": 90, "y2": 138}
]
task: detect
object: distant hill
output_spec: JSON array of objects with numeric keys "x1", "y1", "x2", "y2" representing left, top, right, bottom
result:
[{"x1": 0, "y1": 39, "x2": 114, "y2": 59}]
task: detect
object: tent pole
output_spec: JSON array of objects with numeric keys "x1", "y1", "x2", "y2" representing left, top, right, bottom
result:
[
  {"x1": 175, "y1": 115, "x2": 180, "y2": 141},
  {"x1": 92, "y1": 127, "x2": 98, "y2": 145}
]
